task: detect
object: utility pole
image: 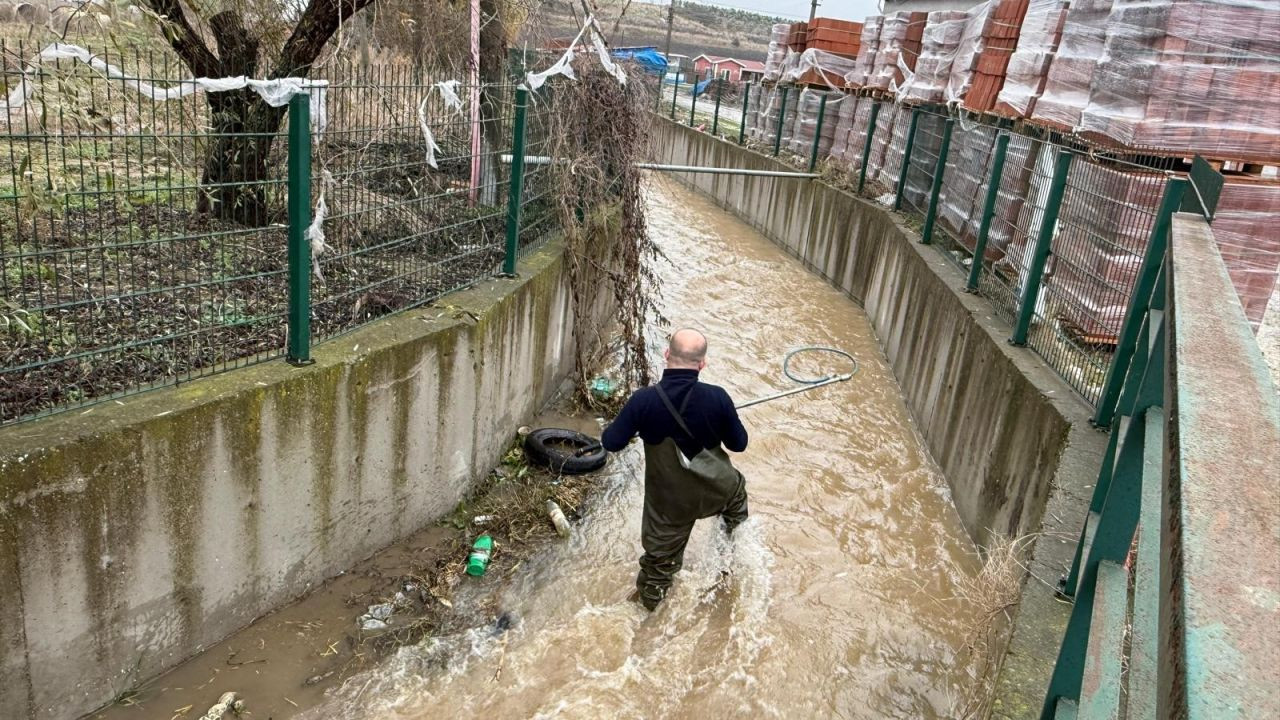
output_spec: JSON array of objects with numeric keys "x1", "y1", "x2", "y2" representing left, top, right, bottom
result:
[
  {"x1": 663, "y1": 1, "x2": 675, "y2": 65},
  {"x1": 809, "y1": 0, "x2": 820, "y2": 22}
]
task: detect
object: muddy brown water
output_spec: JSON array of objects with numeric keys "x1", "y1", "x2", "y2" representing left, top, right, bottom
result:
[{"x1": 285, "y1": 176, "x2": 987, "y2": 718}]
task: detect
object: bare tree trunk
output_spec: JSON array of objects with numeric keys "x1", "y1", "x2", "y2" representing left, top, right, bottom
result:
[
  {"x1": 479, "y1": 0, "x2": 508, "y2": 204},
  {"x1": 145, "y1": 0, "x2": 375, "y2": 224}
]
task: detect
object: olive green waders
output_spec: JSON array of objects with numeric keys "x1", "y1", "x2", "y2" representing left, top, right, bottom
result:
[{"x1": 636, "y1": 386, "x2": 749, "y2": 611}]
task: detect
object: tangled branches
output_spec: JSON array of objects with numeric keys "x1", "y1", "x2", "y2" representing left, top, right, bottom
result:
[{"x1": 544, "y1": 66, "x2": 662, "y2": 405}]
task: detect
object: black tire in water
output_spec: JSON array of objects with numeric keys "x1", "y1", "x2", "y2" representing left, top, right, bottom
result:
[{"x1": 523, "y1": 428, "x2": 607, "y2": 475}]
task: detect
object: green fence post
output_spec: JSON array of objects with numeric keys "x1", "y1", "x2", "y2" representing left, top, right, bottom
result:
[
  {"x1": 286, "y1": 94, "x2": 313, "y2": 365},
  {"x1": 773, "y1": 86, "x2": 790, "y2": 157},
  {"x1": 739, "y1": 83, "x2": 750, "y2": 145},
  {"x1": 712, "y1": 78, "x2": 723, "y2": 135},
  {"x1": 503, "y1": 87, "x2": 529, "y2": 276},
  {"x1": 1011, "y1": 149, "x2": 1073, "y2": 346},
  {"x1": 920, "y1": 117, "x2": 954, "y2": 244},
  {"x1": 808, "y1": 93, "x2": 829, "y2": 172},
  {"x1": 893, "y1": 108, "x2": 921, "y2": 211},
  {"x1": 966, "y1": 132, "x2": 1011, "y2": 292},
  {"x1": 670, "y1": 75, "x2": 680, "y2": 119},
  {"x1": 689, "y1": 75, "x2": 699, "y2": 126},
  {"x1": 655, "y1": 76, "x2": 663, "y2": 112},
  {"x1": 857, "y1": 100, "x2": 881, "y2": 194},
  {"x1": 1091, "y1": 176, "x2": 1188, "y2": 426}
]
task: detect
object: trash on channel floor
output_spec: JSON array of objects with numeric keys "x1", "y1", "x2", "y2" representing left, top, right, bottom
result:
[
  {"x1": 466, "y1": 534, "x2": 494, "y2": 576},
  {"x1": 200, "y1": 691, "x2": 244, "y2": 720},
  {"x1": 546, "y1": 500, "x2": 571, "y2": 538},
  {"x1": 589, "y1": 376, "x2": 619, "y2": 402}
]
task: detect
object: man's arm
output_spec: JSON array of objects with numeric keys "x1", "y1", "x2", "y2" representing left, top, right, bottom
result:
[
  {"x1": 719, "y1": 389, "x2": 749, "y2": 452},
  {"x1": 601, "y1": 393, "x2": 641, "y2": 452}
]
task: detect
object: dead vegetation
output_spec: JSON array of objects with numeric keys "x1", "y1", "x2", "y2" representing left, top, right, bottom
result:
[
  {"x1": 543, "y1": 62, "x2": 663, "y2": 409},
  {"x1": 339, "y1": 435, "x2": 606, "y2": 667}
]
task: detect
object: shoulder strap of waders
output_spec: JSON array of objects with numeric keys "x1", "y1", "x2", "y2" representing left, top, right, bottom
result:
[{"x1": 654, "y1": 384, "x2": 697, "y2": 440}]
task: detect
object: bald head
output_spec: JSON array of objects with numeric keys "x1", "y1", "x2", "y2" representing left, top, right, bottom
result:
[{"x1": 665, "y1": 328, "x2": 708, "y2": 369}]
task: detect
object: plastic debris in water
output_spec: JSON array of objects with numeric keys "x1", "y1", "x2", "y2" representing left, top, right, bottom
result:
[
  {"x1": 466, "y1": 534, "x2": 494, "y2": 576},
  {"x1": 589, "y1": 377, "x2": 619, "y2": 402},
  {"x1": 473, "y1": 514, "x2": 495, "y2": 525},
  {"x1": 546, "y1": 500, "x2": 571, "y2": 538}
]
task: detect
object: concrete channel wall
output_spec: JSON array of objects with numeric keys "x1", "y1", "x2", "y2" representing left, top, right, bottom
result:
[
  {"x1": 652, "y1": 120, "x2": 1107, "y2": 718},
  {"x1": 0, "y1": 240, "x2": 589, "y2": 719}
]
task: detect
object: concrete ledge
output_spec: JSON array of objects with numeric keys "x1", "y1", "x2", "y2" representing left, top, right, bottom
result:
[
  {"x1": 651, "y1": 119, "x2": 1107, "y2": 718},
  {"x1": 0, "y1": 240, "x2": 582, "y2": 718}
]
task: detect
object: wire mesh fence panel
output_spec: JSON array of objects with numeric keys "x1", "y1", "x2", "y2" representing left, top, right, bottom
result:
[
  {"x1": 311, "y1": 70, "x2": 514, "y2": 340},
  {"x1": 975, "y1": 133, "x2": 1052, "y2": 325},
  {"x1": 867, "y1": 103, "x2": 907, "y2": 195},
  {"x1": 309, "y1": 70, "x2": 514, "y2": 340},
  {"x1": 1028, "y1": 158, "x2": 1165, "y2": 404},
  {"x1": 0, "y1": 42, "x2": 289, "y2": 424},
  {"x1": 899, "y1": 108, "x2": 946, "y2": 222},
  {"x1": 932, "y1": 121, "x2": 999, "y2": 273},
  {"x1": 519, "y1": 93, "x2": 560, "y2": 252}
]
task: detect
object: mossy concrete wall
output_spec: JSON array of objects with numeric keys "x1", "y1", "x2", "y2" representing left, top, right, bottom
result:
[
  {"x1": 0, "y1": 240, "x2": 588, "y2": 719},
  {"x1": 652, "y1": 120, "x2": 1106, "y2": 718}
]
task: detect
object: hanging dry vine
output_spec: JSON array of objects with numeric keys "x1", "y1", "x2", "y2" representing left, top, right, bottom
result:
[{"x1": 543, "y1": 64, "x2": 663, "y2": 407}]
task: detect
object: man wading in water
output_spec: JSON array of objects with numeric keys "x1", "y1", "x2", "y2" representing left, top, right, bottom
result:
[{"x1": 601, "y1": 329, "x2": 749, "y2": 611}]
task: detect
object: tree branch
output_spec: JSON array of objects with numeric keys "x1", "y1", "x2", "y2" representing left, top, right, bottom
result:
[
  {"x1": 142, "y1": 0, "x2": 219, "y2": 77},
  {"x1": 272, "y1": 0, "x2": 376, "y2": 78}
]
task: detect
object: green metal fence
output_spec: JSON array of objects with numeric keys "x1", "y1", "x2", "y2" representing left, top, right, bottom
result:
[
  {"x1": 0, "y1": 42, "x2": 563, "y2": 424},
  {"x1": 737, "y1": 92, "x2": 1187, "y2": 409},
  {"x1": 1039, "y1": 205, "x2": 1280, "y2": 720}
]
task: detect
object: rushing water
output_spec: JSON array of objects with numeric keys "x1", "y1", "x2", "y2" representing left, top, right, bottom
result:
[{"x1": 308, "y1": 175, "x2": 986, "y2": 719}]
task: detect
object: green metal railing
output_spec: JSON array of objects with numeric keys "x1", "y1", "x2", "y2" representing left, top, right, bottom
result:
[
  {"x1": 0, "y1": 45, "x2": 566, "y2": 424},
  {"x1": 1040, "y1": 199, "x2": 1280, "y2": 719},
  {"x1": 723, "y1": 87, "x2": 1206, "y2": 410}
]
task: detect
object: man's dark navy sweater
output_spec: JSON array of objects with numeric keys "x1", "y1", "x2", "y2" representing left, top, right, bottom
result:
[{"x1": 601, "y1": 369, "x2": 748, "y2": 459}]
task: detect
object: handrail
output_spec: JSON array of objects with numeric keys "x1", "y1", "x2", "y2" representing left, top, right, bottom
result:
[{"x1": 1040, "y1": 211, "x2": 1280, "y2": 719}]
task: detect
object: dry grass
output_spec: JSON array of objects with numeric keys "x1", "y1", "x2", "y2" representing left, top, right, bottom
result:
[{"x1": 935, "y1": 533, "x2": 1038, "y2": 720}]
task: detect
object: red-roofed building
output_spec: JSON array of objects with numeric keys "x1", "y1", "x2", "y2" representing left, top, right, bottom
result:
[{"x1": 691, "y1": 54, "x2": 766, "y2": 84}]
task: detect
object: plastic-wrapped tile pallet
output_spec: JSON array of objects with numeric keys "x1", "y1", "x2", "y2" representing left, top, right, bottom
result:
[
  {"x1": 763, "y1": 23, "x2": 790, "y2": 82},
  {"x1": 1046, "y1": 161, "x2": 1166, "y2": 341},
  {"x1": 868, "y1": 11, "x2": 927, "y2": 92},
  {"x1": 994, "y1": 0, "x2": 1070, "y2": 118},
  {"x1": 937, "y1": 129, "x2": 999, "y2": 251},
  {"x1": 788, "y1": 88, "x2": 840, "y2": 156},
  {"x1": 899, "y1": 10, "x2": 968, "y2": 104},
  {"x1": 1031, "y1": 0, "x2": 1113, "y2": 130},
  {"x1": 1213, "y1": 180, "x2": 1280, "y2": 329},
  {"x1": 1077, "y1": 0, "x2": 1280, "y2": 163},
  {"x1": 958, "y1": 0, "x2": 1031, "y2": 112},
  {"x1": 829, "y1": 93, "x2": 861, "y2": 165},
  {"x1": 845, "y1": 16, "x2": 883, "y2": 88}
]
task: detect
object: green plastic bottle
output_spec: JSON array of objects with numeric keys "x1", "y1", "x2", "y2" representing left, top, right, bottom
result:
[{"x1": 466, "y1": 534, "x2": 494, "y2": 576}]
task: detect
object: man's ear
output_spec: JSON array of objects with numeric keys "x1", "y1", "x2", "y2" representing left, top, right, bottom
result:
[
  {"x1": 698, "y1": 359, "x2": 707, "y2": 371},
  {"x1": 663, "y1": 348, "x2": 670, "y2": 362}
]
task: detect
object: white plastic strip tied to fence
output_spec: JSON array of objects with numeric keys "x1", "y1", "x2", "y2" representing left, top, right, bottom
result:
[{"x1": 0, "y1": 42, "x2": 329, "y2": 133}]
